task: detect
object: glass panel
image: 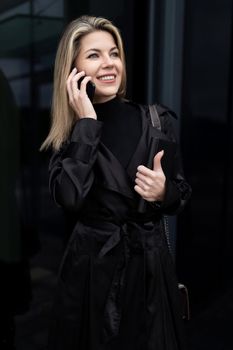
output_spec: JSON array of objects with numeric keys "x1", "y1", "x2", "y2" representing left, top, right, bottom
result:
[
  {"x1": 0, "y1": 15, "x2": 63, "y2": 56},
  {"x1": 0, "y1": 2, "x2": 65, "y2": 348}
]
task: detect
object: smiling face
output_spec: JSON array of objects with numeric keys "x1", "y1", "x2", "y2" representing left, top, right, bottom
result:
[{"x1": 75, "y1": 30, "x2": 123, "y2": 103}]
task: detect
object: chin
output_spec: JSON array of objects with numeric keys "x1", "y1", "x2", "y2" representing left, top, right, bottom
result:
[
  {"x1": 95, "y1": 87, "x2": 119, "y2": 100},
  {"x1": 98, "y1": 87, "x2": 119, "y2": 94},
  {"x1": 94, "y1": 95, "x2": 117, "y2": 103}
]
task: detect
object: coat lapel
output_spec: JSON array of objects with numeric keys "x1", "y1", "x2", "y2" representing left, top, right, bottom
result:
[
  {"x1": 94, "y1": 104, "x2": 154, "y2": 200},
  {"x1": 95, "y1": 142, "x2": 135, "y2": 199}
]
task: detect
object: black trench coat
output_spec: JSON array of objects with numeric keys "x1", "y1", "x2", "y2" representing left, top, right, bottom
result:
[{"x1": 47, "y1": 102, "x2": 191, "y2": 350}]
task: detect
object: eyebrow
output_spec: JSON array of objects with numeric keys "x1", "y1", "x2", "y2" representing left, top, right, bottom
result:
[{"x1": 84, "y1": 46, "x2": 118, "y2": 54}]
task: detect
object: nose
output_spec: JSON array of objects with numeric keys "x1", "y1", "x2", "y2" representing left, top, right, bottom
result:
[{"x1": 101, "y1": 54, "x2": 114, "y2": 67}]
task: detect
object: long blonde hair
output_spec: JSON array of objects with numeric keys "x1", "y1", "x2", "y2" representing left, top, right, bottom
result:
[{"x1": 40, "y1": 15, "x2": 127, "y2": 151}]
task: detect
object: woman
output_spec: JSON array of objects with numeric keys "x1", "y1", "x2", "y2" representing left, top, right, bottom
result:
[{"x1": 41, "y1": 15, "x2": 191, "y2": 350}]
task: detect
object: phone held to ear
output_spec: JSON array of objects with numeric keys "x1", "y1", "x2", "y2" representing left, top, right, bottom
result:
[{"x1": 77, "y1": 76, "x2": 95, "y2": 102}]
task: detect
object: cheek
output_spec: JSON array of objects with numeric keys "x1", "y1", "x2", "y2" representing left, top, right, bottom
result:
[
  {"x1": 80, "y1": 64, "x2": 97, "y2": 77},
  {"x1": 74, "y1": 57, "x2": 82, "y2": 70},
  {"x1": 117, "y1": 66, "x2": 123, "y2": 84},
  {"x1": 117, "y1": 62, "x2": 124, "y2": 77},
  {"x1": 75, "y1": 57, "x2": 93, "y2": 74}
]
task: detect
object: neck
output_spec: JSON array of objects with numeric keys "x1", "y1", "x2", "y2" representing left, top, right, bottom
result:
[{"x1": 93, "y1": 94, "x2": 117, "y2": 104}]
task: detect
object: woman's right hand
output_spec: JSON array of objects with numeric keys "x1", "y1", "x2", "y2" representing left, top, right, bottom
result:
[{"x1": 66, "y1": 68, "x2": 97, "y2": 120}]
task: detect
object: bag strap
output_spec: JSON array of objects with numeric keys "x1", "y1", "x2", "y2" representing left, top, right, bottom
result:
[
  {"x1": 148, "y1": 104, "x2": 172, "y2": 255},
  {"x1": 148, "y1": 104, "x2": 161, "y2": 131}
]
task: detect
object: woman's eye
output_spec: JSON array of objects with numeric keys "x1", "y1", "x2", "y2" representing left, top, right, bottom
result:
[
  {"x1": 87, "y1": 53, "x2": 98, "y2": 59},
  {"x1": 111, "y1": 51, "x2": 119, "y2": 57}
]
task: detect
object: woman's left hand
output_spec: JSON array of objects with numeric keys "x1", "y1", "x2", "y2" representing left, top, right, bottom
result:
[{"x1": 134, "y1": 150, "x2": 166, "y2": 202}]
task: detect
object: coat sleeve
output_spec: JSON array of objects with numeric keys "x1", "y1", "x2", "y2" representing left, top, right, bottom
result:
[
  {"x1": 49, "y1": 118, "x2": 103, "y2": 211},
  {"x1": 153, "y1": 108, "x2": 192, "y2": 215}
]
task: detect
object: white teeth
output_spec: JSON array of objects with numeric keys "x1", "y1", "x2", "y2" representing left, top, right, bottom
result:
[{"x1": 99, "y1": 75, "x2": 115, "y2": 81}]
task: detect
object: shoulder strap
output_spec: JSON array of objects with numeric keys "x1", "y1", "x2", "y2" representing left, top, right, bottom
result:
[
  {"x1": 148, "y1": 104, "x2": 161, "y2": 131},
  {"x1": 148, "y1": 104, "x2": 173, "y2": 256}
]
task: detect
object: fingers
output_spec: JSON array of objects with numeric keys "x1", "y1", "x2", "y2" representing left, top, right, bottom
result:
[
  {"x1": 134, "y1": 170, "x2": 154, "y2": 199},
  {"x1": 134, "y1": 150, "x2": 166, "y2": 201},
  {"x1": 137, "y1": 150, "x2": 164, "y2": 176},
  {"x1": 153, "y1": 150, "x2": 164, "y2": 171},
  {"x1": 134, "y1": 184, "x2": 145, "y2": 197},
  {"x1": 134, "y1": 175, "x2": 154, "y2": 200},
  {"x1": 67, "y1": 69, "x2": 92, "y2": 100},
  {"x1": 135, "y1": 164, "x2": 158, "y2": 193},
  {"x1": 135, "y1": 171, "x2": 153, "y2": 187},
  {"x1": 136, "y1": 165, "x2": 155, "y2": 177},
  {"x1": 66, "y1": 68, "x2": 76, "y2": 103},
  {"x1": 71, "y1": 70, "x2": 81, "y2": 95},
  {"x1": 134, "y1": 184, "x2": 155, "y2": 201},
  {"x1": 66, "y1": 68, "x2": 85, "y2": 104},
  {"x1": 66, "y1": 68, "x2": 96, "y2": 119},
  {"x1": 135, "y1": 177, "x2": 150, "y2": 191},
  {"x1": 78, "y1": 75, "x2": 92, "y2": 96}
]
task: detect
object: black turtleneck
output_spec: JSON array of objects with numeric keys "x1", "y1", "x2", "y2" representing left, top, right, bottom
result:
[{"x1": 94, "y1": 97, "x2": 142, "y2": 168}]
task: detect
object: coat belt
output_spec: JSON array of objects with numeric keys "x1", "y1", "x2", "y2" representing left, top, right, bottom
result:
[
  {"x1": 80, "y1": 217, "x2": 156, "y2": 344},
  {"x1": 98, "y1": 223, "x2": 130, "y2": 343}
]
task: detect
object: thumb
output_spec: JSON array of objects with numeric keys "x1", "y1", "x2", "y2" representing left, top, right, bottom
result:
[{"x1": 153, "y1": 150, "x2": 164, "y2": 171}]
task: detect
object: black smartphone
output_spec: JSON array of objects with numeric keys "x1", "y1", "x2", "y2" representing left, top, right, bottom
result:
[{"x1": 77, "y1": 76, "x2": 95, "y2": 102}]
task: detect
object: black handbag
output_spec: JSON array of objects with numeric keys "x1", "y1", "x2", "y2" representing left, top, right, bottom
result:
[{"x1": 149, "y1": 104, "x2": 190, "y2": 321}]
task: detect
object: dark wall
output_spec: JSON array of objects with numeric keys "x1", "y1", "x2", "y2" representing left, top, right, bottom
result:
[{"x1": 177, "y1": 0, "x2": 233, "y2": 312}]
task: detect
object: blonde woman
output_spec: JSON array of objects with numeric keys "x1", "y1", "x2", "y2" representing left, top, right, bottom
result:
[{"x1": 42, "y1": 15, "x2": 191, "y2": 350}]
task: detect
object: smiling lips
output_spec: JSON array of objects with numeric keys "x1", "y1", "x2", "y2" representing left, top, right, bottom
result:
[{"x1": 98, "y1": 74, "x2": 116, "y2": 82}]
